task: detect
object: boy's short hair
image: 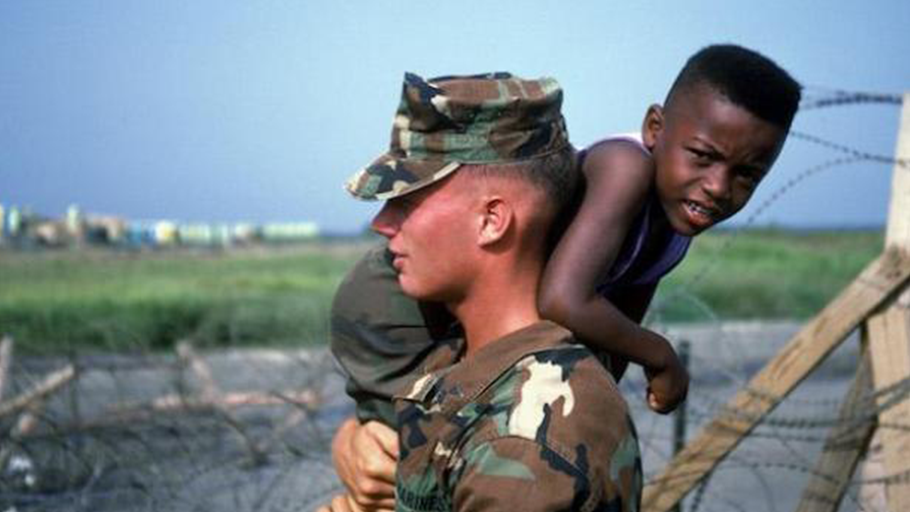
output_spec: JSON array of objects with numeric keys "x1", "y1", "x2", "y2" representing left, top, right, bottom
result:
[{"x1": 666, "y1": 44, "x2": 802, "y2": 130}]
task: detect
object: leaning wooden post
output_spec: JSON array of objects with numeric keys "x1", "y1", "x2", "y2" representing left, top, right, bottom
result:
[
  {"x1": 639, "y1": 250, "x2": 910, "y2": 512},
  {"x1": 795, "y1": 333, "x2": 876, "y2": 512},
  {"x1": 865, "y1": 92, "x2": 910, "y2": 512}
]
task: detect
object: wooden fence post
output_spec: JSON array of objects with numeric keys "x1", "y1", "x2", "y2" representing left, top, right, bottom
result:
[
  {"x1": 864, "y1": 91, "x2": 910, "y2": 512},
  {"x1": 640, "y1": 251, "x2": 910, "y2": 512},
  {"x1": 795, "y1": 333, "x2": 876, "y2": 512}
]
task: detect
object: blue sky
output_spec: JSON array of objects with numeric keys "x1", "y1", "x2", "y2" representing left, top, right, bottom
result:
[{"x1": 2, "y1": 1, "x2": 909, "y2": 233}]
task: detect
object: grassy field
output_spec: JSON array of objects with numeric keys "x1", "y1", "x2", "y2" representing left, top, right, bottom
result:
[
  {"x1": 0, "y1": 242, "x2": 367, "y2": 354},
  {"x1": 0, "y1": 229, "x2": 883, "y2": 353},
  {"x1": 653, "y1": 228, "x2": 883, "y2": 322}
]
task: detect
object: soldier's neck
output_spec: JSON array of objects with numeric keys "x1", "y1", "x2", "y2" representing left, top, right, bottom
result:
[{"x1": 449, "y1": 269, "x2": 542, "y2": 358}]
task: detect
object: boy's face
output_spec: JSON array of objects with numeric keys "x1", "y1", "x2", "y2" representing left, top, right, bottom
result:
[
  {"x1": 643, "y1": 84, "x2": 788, "y2": 236},
  {"x1": 370, "y1": 172, "x2": 478, "y2": 303}
]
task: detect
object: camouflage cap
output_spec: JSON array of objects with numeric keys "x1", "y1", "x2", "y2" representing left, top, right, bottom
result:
[{"x1": 345, "y1": 72, "x2": 570, "y2": 201}]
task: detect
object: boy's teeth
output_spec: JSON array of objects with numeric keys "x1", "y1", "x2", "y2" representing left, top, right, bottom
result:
[{"x1": 687, "y1": 201, "x2": 712, "y2": 217}]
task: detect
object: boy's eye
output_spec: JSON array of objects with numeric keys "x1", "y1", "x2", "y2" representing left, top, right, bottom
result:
[
  {"x1": 687, "y1": 148, "x2": 714, "y2": 164},
  {"x1": 735, "y1": 168, "x2": 764, "y2": 187}
]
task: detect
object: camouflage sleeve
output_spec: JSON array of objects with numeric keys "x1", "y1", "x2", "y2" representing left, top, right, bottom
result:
[
  {"x1": 449, "y1": 349, "x2": 642, "y2": 512},
  {"x1": 450, "y1": 437, "x2": 602, "y2": 512},
  {"x1": 330, "y1": 242, "x2": 462, "y2": 426}
]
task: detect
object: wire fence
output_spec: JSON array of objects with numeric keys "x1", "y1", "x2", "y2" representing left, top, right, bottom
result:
[{"x1": 0, "y1": 87, "x2": 907, "y2": 512}]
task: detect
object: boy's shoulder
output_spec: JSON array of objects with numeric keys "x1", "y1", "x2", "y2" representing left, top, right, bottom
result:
[
  {"x1": 573, "y1": 133, "x2": 656, "y2": 216},
  {"x1": 582, "y1": 134, "x2": 652, "y2": 177}
]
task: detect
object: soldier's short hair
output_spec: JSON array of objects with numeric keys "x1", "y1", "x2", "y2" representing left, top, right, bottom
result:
[{"x1": 469, "y1": 145, "x2": 578, "y2": 251}]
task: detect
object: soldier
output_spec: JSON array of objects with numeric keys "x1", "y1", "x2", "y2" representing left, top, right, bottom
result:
[{"x1": 321, "y1": 73, "x2": 641, "y2": 511}]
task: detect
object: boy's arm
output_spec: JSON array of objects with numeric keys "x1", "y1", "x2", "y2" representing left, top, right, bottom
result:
[
  {"x1": 539, "y1": 141, "x2": 688, "y2": 413},
  {"x1": 605, "y1": 282, "x2": 657, "y2": 381}
]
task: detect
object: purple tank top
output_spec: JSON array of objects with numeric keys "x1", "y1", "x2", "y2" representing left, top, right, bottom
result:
[{"x1": 578, "y1": 135, "x2": 692, "y2": 299}]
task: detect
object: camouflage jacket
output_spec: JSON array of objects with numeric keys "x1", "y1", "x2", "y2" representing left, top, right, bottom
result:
[
  {"x1": 330, "y1": 242, "x2": 463, "y2": 425},
  {"x1": 394, "y1": 321, "x2": 641, "y2": 512}
]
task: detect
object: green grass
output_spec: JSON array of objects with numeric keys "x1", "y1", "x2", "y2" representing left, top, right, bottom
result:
[
  {"x1": 0, "y1": 243, "x2": 366, "y2": 354},
  {"x1": 653, "y1": 228, "x2": 883, "y2": 322},
  {"x1": 0, "y1": 230, "x2": 884, "y2": 353}
]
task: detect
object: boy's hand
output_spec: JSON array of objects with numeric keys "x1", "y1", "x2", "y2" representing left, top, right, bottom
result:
[
  {"x1": 644, "y1": 348, "x2": 689, "y2": 414},
  {"x1": 332, "y1": 418, "x2": 398, "y2": 511}
]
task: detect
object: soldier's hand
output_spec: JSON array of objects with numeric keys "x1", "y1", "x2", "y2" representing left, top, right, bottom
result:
[
  {"x1": 332, "y1": 417, "x2": 398, "y2": 511},
  {"x1": 315, "y1": 493, "x2": 366, "y2": 512},
  {"x1": 644, "y1": 349, "x2": 689, "y2": 414}
]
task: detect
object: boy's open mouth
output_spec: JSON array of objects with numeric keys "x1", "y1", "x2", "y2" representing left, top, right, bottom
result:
[{"x1": 683, "y1": 200, "x2": 720, "y2": 224}]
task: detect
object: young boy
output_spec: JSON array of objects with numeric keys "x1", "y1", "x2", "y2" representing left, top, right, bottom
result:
[{"x1": 329, "y1": 45, "x2": 801, "y2": 510}]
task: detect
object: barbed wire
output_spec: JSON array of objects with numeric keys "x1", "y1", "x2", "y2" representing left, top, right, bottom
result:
[
  {"x1": 799, "y1": 87, "x2": 904, "y2": 111},
  {"x1": 0, "y1": 347, "x2": 342, "y2": 512},
  {"x1": 674, "y1": 371, "x2": 910, "y2": 432},
  {"x1": 789, "y1": 131, "x2": 910, "y2": 167},
  {"x1": 4, "y1": 86, "x2": 910, "y2": 511}
]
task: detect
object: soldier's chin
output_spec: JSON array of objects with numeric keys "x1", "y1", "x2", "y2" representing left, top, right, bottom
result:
[
  {"x1": 398, "y1": 278, "x2": 430, "y2": 300},
  {"x1": 399, "y1": 278, "x2": 447, "y2": 303}
]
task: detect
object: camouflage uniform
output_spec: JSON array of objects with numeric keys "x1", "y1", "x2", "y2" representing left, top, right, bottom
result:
[
  {"x1": 333, "y1": 73, "x2": 642, "y2": 510},
  {"x1": 333, "y1": 71, "x2": 572, "y2": 426},
  {"x1": 394, "y1": 321, "x2": 641, "y2": 512}
]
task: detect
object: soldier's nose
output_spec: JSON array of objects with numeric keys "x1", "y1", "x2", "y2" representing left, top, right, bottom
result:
[{"x1": 371, "y1": 202, "x2": 400, "y2": 238}]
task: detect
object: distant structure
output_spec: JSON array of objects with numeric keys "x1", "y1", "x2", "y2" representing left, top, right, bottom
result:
[{"x1": 0, "y1": 201, "x2": 320, "y2": 250}]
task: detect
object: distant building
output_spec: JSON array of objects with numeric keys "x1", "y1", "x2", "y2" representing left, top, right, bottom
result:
[
  {"x1": 153, "y1": 221, "x2": 178, "y2": 246},
  {"x1": 261, "y1": 222, "x2": 319, "y2": 242},
  {"x1": 0, "y1": 202, "x2": 321, "y2": 250}
]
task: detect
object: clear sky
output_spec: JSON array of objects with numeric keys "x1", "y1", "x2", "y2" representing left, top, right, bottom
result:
[{"x1": 2, "y1": 1, "x2": 909, "y2": 233}]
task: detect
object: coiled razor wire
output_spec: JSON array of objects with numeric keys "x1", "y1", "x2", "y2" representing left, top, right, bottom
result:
[
  {"x1": 632, "y1": 344, "x2": 910, "y2": 511},
  {"x1": 661, "y1": 371, "x2": 910, "y2": 512},
  {"x1": 675, "y1": 372, "x2": 910, "y2": 433}
]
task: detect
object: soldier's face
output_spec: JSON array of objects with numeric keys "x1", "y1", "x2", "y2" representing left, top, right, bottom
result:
[{"x1": 371, "y1": 172, "x2": 478, "y2": 303}]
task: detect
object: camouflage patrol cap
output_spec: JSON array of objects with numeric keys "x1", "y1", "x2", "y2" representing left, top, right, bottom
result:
[{"x1": 345, "y1": 72, "x2": 570, "y2": 201}]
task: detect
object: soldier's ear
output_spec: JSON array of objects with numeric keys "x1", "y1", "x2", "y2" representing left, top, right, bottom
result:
[{"x1": 477, "y1": 196, "x2": 512, "y2": 247}]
